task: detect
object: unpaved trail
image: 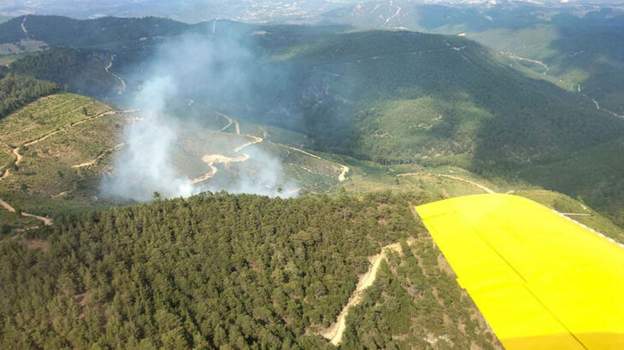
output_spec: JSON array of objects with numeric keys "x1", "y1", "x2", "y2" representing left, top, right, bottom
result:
[
  {"x1": 217, "y1": 112, "x2": 234, "y2": 132},
  {"x1": 234, "y1": 135, "x2": 262, "y2": 153},
  {"x1": 502, "y1": 52, "x2": 550, "y2": 75},
  {"x1": 592, "y1": 98, "x2": 601, "y2": 110},
  {"x1": 281, "y1": 144, "x2": 322, "y2": 160},
  {"x1": 577, "y1": 85, "x2": 624, "y2": 119},
  {"x1": 398, "y1": 172, "x2": 495, "y2": 194},
  {"x1": 0, "y1": 108, "x2": 131, "y2": 228},
  {"x1": 191, "y1": 163, "x2": 218, "y2": 185},
  {"x1": 0, "y1": 147, "x2": 23, "y2": 180},
  {"x1": 0, "y1": 198, "x2": 14, "y2": 213},
  {"x1": 320, "y1": 238, "x2": 415, "y2": 346},
  {"x1": 553, "y1": 209, "x2": 624, "y2": 249},
  {"x1": 12, "y1": 147, "x2": 23, "y2": 165},
  {"x1": 105, "y1": 55, "x2": 127, "y2": 95},
  {"x1": 279, "y1": 144, "x2": 350, "y2": 182},
  {"x1": 384, "y1": 3, "x2": 402, "y2": 25},
  {"x1": 21, "y1": 212, "x2": 53, "y2": 226},
  {"x1": 1, "y1": 109, "x2": 121, "y2": 182},
  {"x1": 338, "y1": 165, "x2": 350, "y2": 183},
  {"x1": 582, "y1": 91, "x2": 624, "y2": 119},
  {"x1": 52, "y1": 191, "x2": 71, "y2": 199},
  {"x1": 22, "y1": 110, "x2": 117, "y2": 148},
  {"x1": 21, "y1": 16, "x2": 29, "y2": 39},
  {"x1": 234, "y1": 120, "x2": 241, "y2": 135},
  {"x1": 437, "y1": 174, "x2": 495, "y2": 194},
  {"x1": 72, "y1": 143, "x2": 124, "y2": 169},
  {"x1": 192, "y1": 130, "x2": 264, "y2": 185},
  {"x1": 0, "y1": 198, "x2": 53, "y2": 226}
]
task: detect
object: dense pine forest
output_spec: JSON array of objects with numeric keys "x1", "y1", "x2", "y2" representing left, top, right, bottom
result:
[
  {"x1": 0, "y1": 73, "x2": 57, "y2": 118},
  {"x1": 0, "y1": 192, "x2": 500, "y2": 349},
  {"x1": 342, "y1": 239, "x2": 500, "y2": 349},
  {"x1": 9, "y1": 48, "x2": 121, "y2": 97}
]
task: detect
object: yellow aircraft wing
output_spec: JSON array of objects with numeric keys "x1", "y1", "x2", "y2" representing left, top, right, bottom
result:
[{"x1": 416, "y1": 194, "x2": 624, "y2": 350}]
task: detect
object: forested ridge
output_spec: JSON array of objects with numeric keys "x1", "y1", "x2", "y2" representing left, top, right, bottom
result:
[
  {"x1": 343, "y1": 238, "x2": 500, "y2": 349},
  {"x1": 0, "y1": 15, "x2": 189, "y2": 49},
  {"x1": 0, "y1": 73, "x2": 57, "y2": 118},
  {"x1": 0, "y1": 192, "x2": 500, "y2": 348},
  {"x1": 9, "y1": 48, "x2": 121, "y2": 97}
]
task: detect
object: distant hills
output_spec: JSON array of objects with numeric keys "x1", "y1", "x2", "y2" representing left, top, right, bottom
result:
[
  {"x1": 1, "y1": 14, "x2": 624, "y2": 224},
  {"x1": 319, "y1": 1, "x2": 624, "y2": 114},
  {"x1": 1, "y1": 11, "x2": 624, "y2": 348}
]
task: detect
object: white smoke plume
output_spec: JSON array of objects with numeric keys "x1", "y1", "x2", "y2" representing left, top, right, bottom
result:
[{"x1": 101, "y1": 29, "x2": 298, "y2": 201}]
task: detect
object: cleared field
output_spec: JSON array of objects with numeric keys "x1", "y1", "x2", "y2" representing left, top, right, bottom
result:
[
  {"x1": 0, "y1": 93, "x2": 109, "y2": 145},
  {"x1": 416, "y1": 194, "x2": 624, "y2": 350},
  {"x1": 0, "y1": 94, "x2": 122, "y2": 226}
]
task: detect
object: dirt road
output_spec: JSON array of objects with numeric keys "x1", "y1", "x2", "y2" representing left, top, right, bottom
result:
[
  {"x1": 1, "y1": 109, "x2": 121, "y2": 181},
  {"x1": 398, "y1": 172, "x2": 495, "y2": 194},
  {"x1": 321, "y1": 238, "x2": 415, "y2": 346},
  {"x1": 384, "y1": 1, "x2": 402, "y2": 25},
  {"x1": 280, "y1": 144, "x2": 350, "y2": 183},
  {"x1": 502, "y1": 52, "x2": 550, "y2": 75},
  {"x1": 105, "y1": 55, "x2": 126, "y2": 94},
  {"x1": 21, "y1": 16, "x2": 29, "y2": 39},
  {"x1": 217, "y1": 112, "x2": 234, "y2": 132},
  {"x1": 72, "y1": 143, "x2": 124, "y2": 169},
  {"x1": 192, "y1": 132, "x2": 264, "y2": 185},
  {"x1": 437, "y1": 174, "x2": 495, "y2": 194},
  {"x1": 0, "y1": 146, "x2": 23, "y2": 180},
  {"x1": 338, "y1": 165, "x2": 350, "y2": 183},
  {"x1": 0, "y1": 197, "x2": 53, "y2": 226}
]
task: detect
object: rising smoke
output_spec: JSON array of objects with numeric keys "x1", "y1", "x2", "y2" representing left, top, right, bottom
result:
[{"x1": 101, "y1": 28, "x2": 298, "y2": 202}]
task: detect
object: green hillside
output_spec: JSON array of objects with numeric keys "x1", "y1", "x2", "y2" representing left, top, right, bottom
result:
[
  {"x1": 0, "y1": 73, "x2": 58, "y2": 118},
  {"x1": 520, "y1": 137, "x2": 624, "y2": 226},
  {"x1": 10, "y1": 48, "x2": 122, "y2": 97},
  {"x1": 0, "y1": 10, "x2": 624, "y2": 349},
  {"x1": 0, "y1": 93, "x2": 350, "y2": 232},
  {"x1": 0, "y1": 191, "x2": 501, "y2": 349},
  {"x1": 321, "y1": 2, "x2": 624, "y2": 114},
  {"x1": 0, "y1": 15, "x2": 189, "y2": 49},
  {"x1": 2, "y1": 16, "x2": 623, "y2": 226},
  {"x1": 274, "y1": 30, "x2": 624, "y2": 170}
]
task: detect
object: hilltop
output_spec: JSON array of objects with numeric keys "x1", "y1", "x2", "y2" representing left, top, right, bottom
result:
[
  {"x1": 0, "y1": 191, "x2": 502, "y2": 349},
  {"x1": 0, "y1": 10, "x2": 623, "y2": 349},
  {"x1": 320, "y1": 1, "x2": 624, "y2": 114},
  {"x1": 2, "y1": 15, "x2": 624, "y2": 224}
]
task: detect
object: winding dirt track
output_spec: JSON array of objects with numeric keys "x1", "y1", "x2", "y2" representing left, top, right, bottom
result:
[
  {"x1": 0, "y1": 198, "x2": 53, "y2": 226},
  {"x1": 502, "y1": 51, "x2": 550, "y2": 75},
  {"x1": 21, "y1": 16, "x2": 29, "y2": 39},
  {"x1": 279, "y1": 144, "x2": 350, "y2": 183},
  {"x1": 437, "y1": 174, "x2": 495, "y2": 194},
  {"x1": 383, "y1": 1, "x2": 402, "y2": 26},
  {"x1": 398, "y1": 172, "x2": 495, "y2": 194},
  {"x1": 191, "y1": 115, "x2": 263, "y2": 185},
  {"x1": 194, "y1": 112, "x2": 349, "y2": 186},
  {"x1": 216, "y1": 112, "x2": 234, "y2": 132},
  {"x1": 1, "y1": 108, "x2": 128, "y2": 228},
  {"x1": 320, "y1": 238, "x2": 415, "y2": 346},
  {"x1": 105, "y1": 55, "x2": 127, "y2": 94},
  {"x1": 72, "y1": 143, "x2": 125, "y2": 169}
]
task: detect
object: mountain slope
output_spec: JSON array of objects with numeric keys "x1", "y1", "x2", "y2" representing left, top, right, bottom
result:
[
  {"x1": 520, "y1": 137, "x2": 624, "y2": 225},
  {"x1": 3, "y1": 16, "x2": 623, "y2": 226},
  {"x1": 9, "y1": 48, "x2": 122, "y2": 97},
  {"x1": 269, "y1": 30, "x2": 624, "y2": 171},
  {"x1": 0, "y1": 15, "x2": 189, "y2": 49},
  {"x1": 320, "y1": 1, "x2": 624, "y2": 114},
  {"x1": 0, "y1": 192, "x2": 502, "y2": 349}
]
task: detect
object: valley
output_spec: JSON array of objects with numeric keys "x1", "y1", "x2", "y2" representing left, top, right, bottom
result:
[{"x1": 0, "y1": 7, "x2": 623, "y2": 349}]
